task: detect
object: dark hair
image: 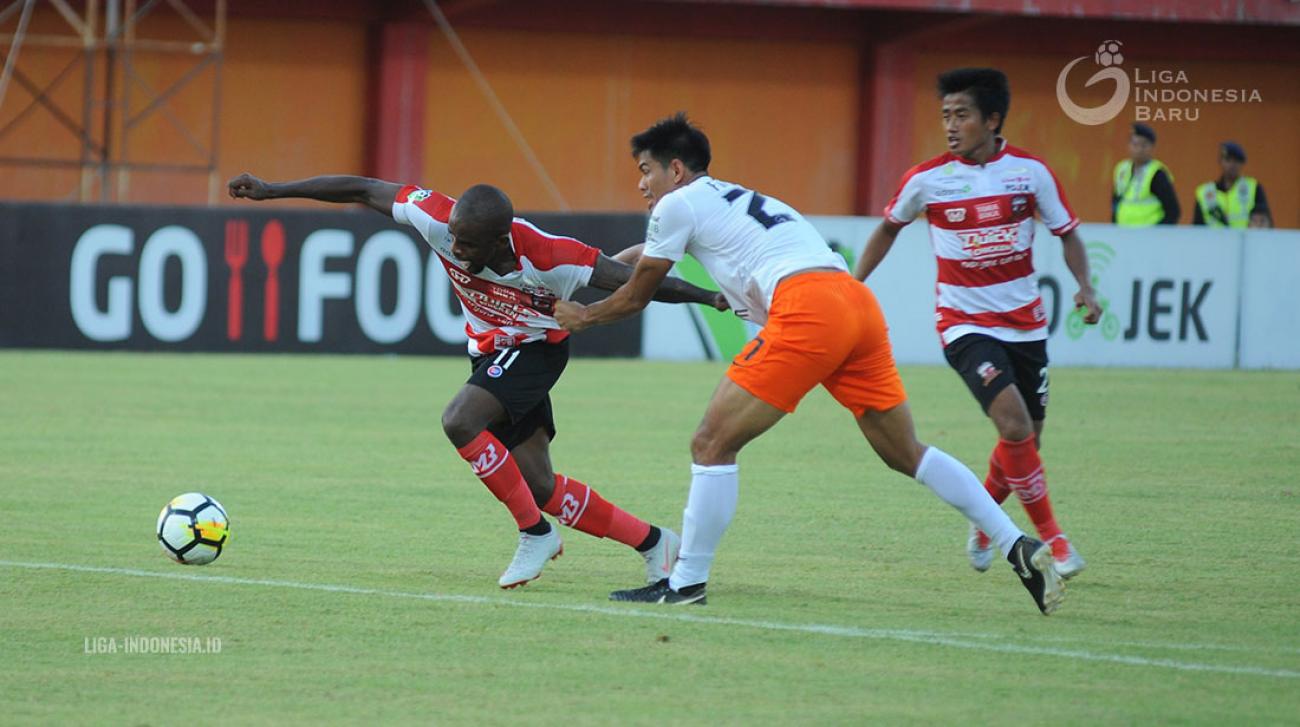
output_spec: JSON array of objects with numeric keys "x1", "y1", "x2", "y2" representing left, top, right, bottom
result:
[
  {"x1": 1219, "y1": 141, "x2": 1246, "y2": 163},
  {"x1": 456, "y1": 184, "x2": 514, "y2": 235},
  {"x1": 1132, "y1": 123, "x2": 1157, "y2": 144},
  {"x1": 937, "y1": 68, "x2": 1010, "y2": 134},
  {"x1": 630, "y1": 112, "x2": 711, "y2": 173}
]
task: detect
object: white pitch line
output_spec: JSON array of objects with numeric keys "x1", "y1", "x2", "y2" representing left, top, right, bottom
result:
[
  {"x1": 4, "y1": 560, "x2": 1298, "y2": 680},
  {"x1": 924, "y1": 630, "x2": 1300, "y2": 655}
]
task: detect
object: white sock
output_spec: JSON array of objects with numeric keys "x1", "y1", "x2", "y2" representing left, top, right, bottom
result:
[
  {"x1": 669, "y1": 463, "x2": 739, "y2": 590},
  {"x1": 914, "y1": 446, "x2": 1023, "y2": 555}
]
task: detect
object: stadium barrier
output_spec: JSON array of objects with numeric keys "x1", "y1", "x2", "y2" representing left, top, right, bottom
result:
[
  {"x1": 2, "y1": 201, "x2": 1296, "y2": 368},
  {"x1": 0, "y1": 201, "x2": 644, "y2": 357},
  {"x1": 646, "y1": 218, "x2": 1300, "y2": 370}
]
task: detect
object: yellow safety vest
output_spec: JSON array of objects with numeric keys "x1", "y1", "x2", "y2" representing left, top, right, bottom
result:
[
  {"x1": 1196, "y1": 177, "x2": 1257, "y2": 229},
  {"x1": 1113, "y1": 159, "x2": 1170, "y2": 227}
]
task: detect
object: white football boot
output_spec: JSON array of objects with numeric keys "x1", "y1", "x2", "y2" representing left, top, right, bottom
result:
[
  {"x1": 1048, "y1": 535, "x2": 1087, "y2": 580},
  {"x1": 498, "y1": 527, "x2": 563, "y2": 589},
  {"x1": 967, "y1": 523, "x2": 994, "y2": 572},
  {"x1": 641, "y1": 528, "x2": 681, "y2": 584}
]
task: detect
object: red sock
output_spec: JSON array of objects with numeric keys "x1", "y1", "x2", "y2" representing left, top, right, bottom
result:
[
  {"x1": 974, "y1": 452, "x2": 1013, "y2": 548},
  {"x1": 985, "y1": 450, "x2": 1012, "y2": 504},
  {"x1": 996, "y1": 436, "x2": 1066, "y2": 556},
  {"x1": 456, "y1": 432, "x2": 542, "y2": 530},
  {"x1": 544, "y1": 474, "x2": 651, "y2": 549}
]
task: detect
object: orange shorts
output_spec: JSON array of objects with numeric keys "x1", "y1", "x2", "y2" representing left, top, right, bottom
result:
[{"x1": 726, "y1": 271, "x2": 907, "y2": 415}]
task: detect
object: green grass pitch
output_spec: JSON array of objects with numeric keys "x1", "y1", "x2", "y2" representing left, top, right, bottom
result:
[{"x1": 2, "y1": 351, "x2": 1298, "y2": 724}]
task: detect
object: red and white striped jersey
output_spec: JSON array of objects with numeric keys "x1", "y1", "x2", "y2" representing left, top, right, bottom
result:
[
  {"x1": 392, "y1": 185, "x2": 598, "y2": 355},
  {"x1": 884, "y1": 141, "x2": 1079, "y2": 345}
]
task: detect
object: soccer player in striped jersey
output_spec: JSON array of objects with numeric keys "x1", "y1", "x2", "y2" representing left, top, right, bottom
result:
[
  {"x1": 854, "y1": 68, "x2": 1101, "y2": 579},
  {"x1": 556, "y1": 113, "x2": 1065, "y2": 614},
  {"x1": 228, "y1": 173, "x2": 725, "y2": 589}
]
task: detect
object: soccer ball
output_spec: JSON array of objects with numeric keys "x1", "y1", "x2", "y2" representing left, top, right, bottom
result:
[
  {"x1": 1095, "y1": 40, "x2": 1123, "y2": 67},
  {"x1": 157, "y1": 493, "x2": 230, "y2": 565}
]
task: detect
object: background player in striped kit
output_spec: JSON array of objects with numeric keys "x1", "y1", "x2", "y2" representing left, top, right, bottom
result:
[
  {"x1": 228, "y1": 173, "x2": 726, "y2": 589},
  {"x1": 854, "y1": 68, "x2": 1100, "y2": 578}
]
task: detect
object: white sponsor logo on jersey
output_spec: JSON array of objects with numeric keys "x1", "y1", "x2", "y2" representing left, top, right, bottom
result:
[
  {"x1": 945, "y1": 208, "x2": 967, "y2": 223},
  {"x1": 975, "y1": 201, "x2": 1003, "y2": 223},
  {"x1": 958, "y1": 224, "x2": 1019, "y2": 258}
]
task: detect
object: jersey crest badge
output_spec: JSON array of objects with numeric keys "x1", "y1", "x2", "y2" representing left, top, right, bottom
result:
[{"x1": 977, "y1": 362, "x2": 1002, "y2": 387}]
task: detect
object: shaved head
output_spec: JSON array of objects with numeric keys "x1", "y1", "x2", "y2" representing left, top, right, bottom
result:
[
  {"x1": 446, "y1": 183, "x2": 517, "y2": 275},
  {"x1": 452, "y1": 184, "x2": 514, "y2": 236}
]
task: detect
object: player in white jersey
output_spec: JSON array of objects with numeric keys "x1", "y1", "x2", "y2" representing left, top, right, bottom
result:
[
  {"x1": 556, "y1": 114, "x2": 1065, "y2": 613},
  {"x1": 854, "y1": 68, "x2": 1101, "y2": 579},
  {"x1": 228, "y1": 172, "x2": 724, "y2": 589}
]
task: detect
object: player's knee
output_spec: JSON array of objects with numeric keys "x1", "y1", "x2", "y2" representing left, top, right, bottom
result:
[
  {"x1": 690, "y1": 427, "x2": 735, "y2": 465},
  {"x1": 440, "y1": 405, "x2": 481, "y2": 446},
  {"x1": 990, "y1": 408, "x2": 1033, "y2": 441},
  {"x1": 885, "y1": 444, "x2": 924, "y2": 477},
  {"x1": 995, "y1": 418, "x2": 1034, "y2": 442}
]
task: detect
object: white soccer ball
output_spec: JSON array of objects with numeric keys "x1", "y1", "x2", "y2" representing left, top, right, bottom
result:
[
  {"x1": 1095, "y1": 40, "x2": 1123, "y2": 67},
  {"x1": 157, "y1": 493, "x2": 230, "y2": 565}
]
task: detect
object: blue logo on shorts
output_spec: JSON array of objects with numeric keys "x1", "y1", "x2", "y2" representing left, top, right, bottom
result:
[{"x1": 487, "y1": 365, "x2": 504, "y2": 378}]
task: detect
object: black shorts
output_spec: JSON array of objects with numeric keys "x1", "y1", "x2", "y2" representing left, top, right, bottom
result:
[
  {"x1": 943, "y1": 333, "x2": 1050, "y2": 421},
  {"x1": 467, "y1": 339, "x2": 569, "y2": 450}
]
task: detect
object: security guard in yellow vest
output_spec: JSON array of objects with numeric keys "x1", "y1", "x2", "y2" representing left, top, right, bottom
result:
[
  {"x1": 1192, "y1": 142, "x2": 1273, "y2": 229},
  {"x1": 1112, "y1": 123, "x2": 1180, "y2": 226}
]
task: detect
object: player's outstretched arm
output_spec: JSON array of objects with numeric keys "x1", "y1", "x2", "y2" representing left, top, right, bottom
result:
[
  {"x1": 227, "y1": 173, "x2": 403, "y2": 217},
  {"x1": 554, "y1": 255, "x2": 674, "y2": 332},
  {"x1": 588, "y1": 255, "x2": 726, "y2": 309},
  {"x1": 854, "y1": 219, "x2": 903, "y2": 281},
  {"x1": 1060, "y1": 230, "x2": 1101, "y2": 324}
]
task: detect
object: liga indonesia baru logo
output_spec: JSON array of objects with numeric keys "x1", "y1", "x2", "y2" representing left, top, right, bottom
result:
[
  {"x1": 1056, "y1": 40, "x2": 1263, "y2": 125},
  {"x1": 1055, "y1": 40, "x2": 1131, "y2": 125}
]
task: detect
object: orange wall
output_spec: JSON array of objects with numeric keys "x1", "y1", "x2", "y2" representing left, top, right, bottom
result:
[
  {"x1": 3, "y1": 7, "x2": 1294, "y2": 228},
  {"x1": 908, "y1": 52, "x2": 1299, "y2": 228},
  {"x1": 418, "y1": 28, "x2": 859, "y2": 214},
  {"x1": 213, "y1": 18, "x2": 368, "y2": 205},
  {"x1": 0, "y1": 9, "x2": 367, "y2": 205},
  {"x1": 1, "y1": 12, "x2": 860, "y2": 214}
]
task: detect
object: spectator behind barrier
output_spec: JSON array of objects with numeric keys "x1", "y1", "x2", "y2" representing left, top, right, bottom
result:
[
  {"x1": 1192, "y1": 142, "x2": 1273, "y2": 229},
  {"x1": 1112, "y1": 123, "x2": 1180, "y2": 226}
]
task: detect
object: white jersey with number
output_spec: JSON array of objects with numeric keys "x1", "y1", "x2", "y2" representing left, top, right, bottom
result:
[
  {"x1": 391, "y1": 185, "x2": 598, "y2": 355},
  {"x1": 642, "y1": 176, "x2": 846, "y2": 325},
  {"x1": 884, "y1": 140, "x2": 1079, "y2": 345}
]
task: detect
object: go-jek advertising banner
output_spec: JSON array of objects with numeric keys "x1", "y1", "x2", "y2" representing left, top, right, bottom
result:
[
  {"x1": 642, "y1": 218, "x2": 1300, "y2": 370},
  {"x1": 1030, "y1": 226, "x2": 1236, "y2": 368}
]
